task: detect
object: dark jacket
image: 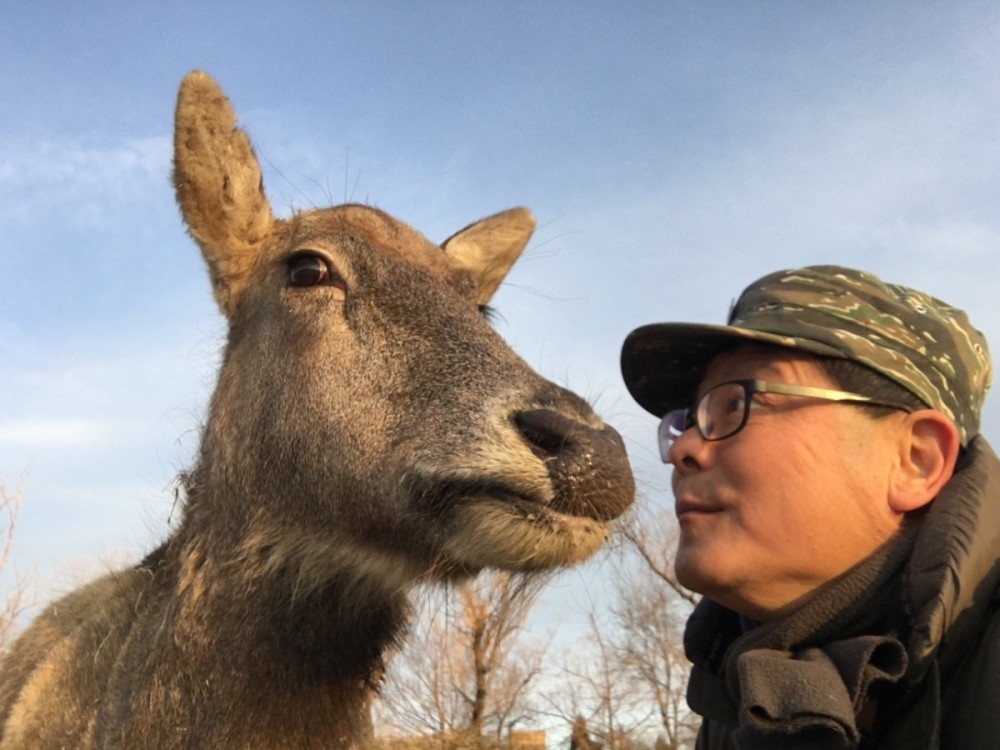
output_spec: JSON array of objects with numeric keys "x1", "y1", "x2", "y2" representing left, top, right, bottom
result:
[{"x1": 684, "y1": 437, "x2": 1000, "y2": 749}]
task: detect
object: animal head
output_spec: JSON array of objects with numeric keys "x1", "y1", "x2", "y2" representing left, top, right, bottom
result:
[{"x1": 172, "y1": 71, "x2": 635, "y2": 595}]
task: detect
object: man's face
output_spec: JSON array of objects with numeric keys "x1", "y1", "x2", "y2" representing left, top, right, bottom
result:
[{"x1": 669, "y1": 345, "x2": 908, "y2": 620}]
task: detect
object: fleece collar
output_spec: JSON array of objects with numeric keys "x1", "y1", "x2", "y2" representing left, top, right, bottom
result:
[
  {"x1": 904, "y1": 436, "x2": 1000, "y2": 677},
  {"x1": 685, "y1": 524, "x2": 914, "y2": 749}
]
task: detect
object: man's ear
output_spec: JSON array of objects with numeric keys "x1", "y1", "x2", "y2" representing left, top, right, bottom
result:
[{"x1": 887, "y1": 410, "x2": 961, "y2": 513}]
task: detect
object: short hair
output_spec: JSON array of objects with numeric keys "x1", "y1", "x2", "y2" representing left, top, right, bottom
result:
[{"x1": 818, "y1": 356, "x2": 929, "y2": 416}]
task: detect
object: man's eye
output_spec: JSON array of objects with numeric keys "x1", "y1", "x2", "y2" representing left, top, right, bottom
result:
[{"x1": 724, "y1": 395, "x2": 746, "y2": 415}]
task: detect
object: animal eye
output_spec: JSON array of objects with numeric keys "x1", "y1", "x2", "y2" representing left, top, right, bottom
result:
[{"x1": 287, "y1": 253, "x2": 331, "y2": 288}]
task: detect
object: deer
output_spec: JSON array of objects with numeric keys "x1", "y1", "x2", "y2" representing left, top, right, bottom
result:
[{"x1": 0, "y1": 71, "x2": 634, "y2": 749}]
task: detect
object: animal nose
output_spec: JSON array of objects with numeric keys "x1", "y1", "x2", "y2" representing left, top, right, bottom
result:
[
  {"x1": 515, "y1": 409, "x2": 578, "y2": 459},
  {"x1": 514, "y1": 409, "x2": 634, "y2": 521}
]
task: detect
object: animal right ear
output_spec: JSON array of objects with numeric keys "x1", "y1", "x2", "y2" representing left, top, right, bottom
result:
[
  {"x1": 173, "y1": 71, "x2": 274, "y2": 318},
  {"x1": 442, "y1": 208, "x2": 536, "y2": 304}
]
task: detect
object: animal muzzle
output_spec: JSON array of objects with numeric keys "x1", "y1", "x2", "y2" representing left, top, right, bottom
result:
[{"x1": 514, "y1": 409, "x2": 635, "y2": 521}]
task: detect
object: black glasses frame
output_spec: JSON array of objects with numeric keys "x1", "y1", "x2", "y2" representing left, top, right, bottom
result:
[{"x1": 657, "y1": 378, "x2": 914, "y2": 462}]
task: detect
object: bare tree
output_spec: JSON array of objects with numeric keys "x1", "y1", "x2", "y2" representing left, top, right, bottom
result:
[
  {"x1": 0, "y1": 479, "x2": 31, "y2": 652},
  {"x1": 542, "y1": 612, "x2": 650, "y2": 750},
  {"x1": 617, "y1": 510, "x2": 697, "y2": 607},
  {"x1": 375, "y1": 571, "x2": 550, "y2": 745},
  {"x1": 610, "y1": 568, "x2": 698, "y2": 748},
  {"x1": 611, "y1": 512, "x2": 699, "y2": 749},
  {"x1": 373, "y1": 597, "x2": 462, "y2": 739},
  {"x1": 569, "y1": 715, "x2": 601, "y2": 750}
]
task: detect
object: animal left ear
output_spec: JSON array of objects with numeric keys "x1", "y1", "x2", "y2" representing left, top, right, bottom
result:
[
  {"x1": 887, "y1": 410, "x2": 962, "y2": 513},
  {"x1": 442, "y1": 208, "x2": 536, "y2": 304},
  {"x1": 173, "y1": 71, "x2": 275, "y2": 318}
]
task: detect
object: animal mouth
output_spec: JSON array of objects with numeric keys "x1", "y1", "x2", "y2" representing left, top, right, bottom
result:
[
  {"x1": 431, "y1": 477, "x2": 614, "y2": 572},
  {"x1": 420, "y1": 478, "x2": 606, "y2": 524},
  {"x1": 490, "y1": 490, "x2": 592, "y2": 525},
  {"x1": 405, "y1": 412, "x2": 635, "y2": 528}
]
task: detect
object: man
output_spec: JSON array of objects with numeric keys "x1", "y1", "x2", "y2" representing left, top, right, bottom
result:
[{"x1": 619, "y1": 265, "x2": 997, "y2": 749}]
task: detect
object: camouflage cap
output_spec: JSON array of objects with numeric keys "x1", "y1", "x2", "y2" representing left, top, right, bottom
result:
[{"x1": 621, "y1": 265, "x2": 992, "y2": 445}]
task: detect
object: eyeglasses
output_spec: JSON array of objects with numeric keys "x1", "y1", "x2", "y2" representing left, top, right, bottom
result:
[{"x1": 657, "y1": 378, "x2": 914, "y2": 462}]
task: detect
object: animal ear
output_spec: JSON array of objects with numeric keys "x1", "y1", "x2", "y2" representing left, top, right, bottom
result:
[
  {"x1": 441, "y1": 208, "x2": 536, "y2": 304},
  {"x1": 173, "y1": 71, "x2": 274, "y2": 318}
]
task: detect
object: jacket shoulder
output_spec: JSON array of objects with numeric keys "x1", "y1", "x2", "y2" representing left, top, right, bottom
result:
[{"x1": 940, "y1": 600, "x2": 1000, "y2": 748}]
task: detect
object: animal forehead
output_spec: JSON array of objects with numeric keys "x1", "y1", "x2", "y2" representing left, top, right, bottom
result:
[{"x1": 290, "y1": 204, "x2": 456, "y2": 279}]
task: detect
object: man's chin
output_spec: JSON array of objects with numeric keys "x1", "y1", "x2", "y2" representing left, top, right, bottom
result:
[{"x1": 673, "y1": 545, "x2": 720, "y2": 598}]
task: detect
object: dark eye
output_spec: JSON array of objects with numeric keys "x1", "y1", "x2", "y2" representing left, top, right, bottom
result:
[
  {"x1": 287, "y1": 253, "x2": 331, "y2": 288},
  {"x1": 723, "y1": 392, "x2": 746, "y2": 416}
]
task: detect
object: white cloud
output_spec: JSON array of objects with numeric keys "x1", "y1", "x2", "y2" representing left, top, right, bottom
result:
[
  {"x1": 0, "y1": 419, "x2": 113, "y2": 447},
  {"x1": 0, "y1": 135, "x2": 172, "y2": 231}
]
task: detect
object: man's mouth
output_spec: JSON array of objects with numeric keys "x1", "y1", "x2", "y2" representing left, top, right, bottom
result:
[{"x1": 674, "y1": 496, "x2": 724, "y2": 520}]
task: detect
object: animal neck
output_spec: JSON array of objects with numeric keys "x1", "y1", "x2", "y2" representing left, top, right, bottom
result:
[{"x1": 161, "y1": 480, "x2": 410, "y2": 692}]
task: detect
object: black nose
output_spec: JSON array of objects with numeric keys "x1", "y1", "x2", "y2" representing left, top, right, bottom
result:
[
  {"x1": 514, "y1": 409, "x2": 635, "y2": 521},
  {"x1": 514, "y1": 409, "x2": 577, "y2": 459}
]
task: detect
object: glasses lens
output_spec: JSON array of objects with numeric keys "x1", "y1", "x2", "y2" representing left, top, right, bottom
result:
[
  {"x1": 699, "y1": 382, "x2": 748, "y2": 441},
  {"x1": 657, "y1": 409, "x2": 690, "y2": 462}
]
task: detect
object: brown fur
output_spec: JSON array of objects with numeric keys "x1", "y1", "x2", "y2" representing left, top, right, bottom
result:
[{"x1": 0, "y1": 71, "x2": 634, "y2": 749}]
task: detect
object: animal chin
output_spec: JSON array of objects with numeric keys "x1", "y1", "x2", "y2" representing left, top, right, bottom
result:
[{"x1": 439, "y1": 495, "x2": 611, "y2": 570}]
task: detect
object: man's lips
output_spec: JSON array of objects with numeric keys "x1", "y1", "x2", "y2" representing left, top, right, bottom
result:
[{"x1": 674, "y1": 496, "x2": 725, "y2": 519}]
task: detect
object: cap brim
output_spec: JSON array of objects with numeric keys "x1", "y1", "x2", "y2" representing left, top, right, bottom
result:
[{"x1": 620, "y1": 322, "x2": 846, "y2": 417}]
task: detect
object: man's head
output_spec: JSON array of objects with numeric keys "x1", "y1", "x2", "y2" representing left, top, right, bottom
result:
[{"x1": 620, "y1": 265, "x2": 992, "y2": 620}]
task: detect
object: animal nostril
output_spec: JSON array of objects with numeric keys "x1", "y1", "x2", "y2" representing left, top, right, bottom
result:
[
  {"x1": 514, "y1": 408, "x2": 634, "y2": 521},
  {"x1": 514, "y1": 409, "x2": 577, "y2": 459}
]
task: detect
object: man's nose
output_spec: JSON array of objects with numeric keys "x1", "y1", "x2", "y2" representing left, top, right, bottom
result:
[{"x1": 668, "y1": 424, "x2": 709, "y2": 473}]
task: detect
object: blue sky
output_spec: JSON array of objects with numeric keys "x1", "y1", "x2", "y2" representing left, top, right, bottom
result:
[{"x1": 2, "y1": 2, "x2": 999, "y2": 636}]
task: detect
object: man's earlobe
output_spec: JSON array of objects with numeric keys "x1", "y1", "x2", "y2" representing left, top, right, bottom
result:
[{"x1": 887, "y1": 410, "x2": 961, "y2": 513}]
